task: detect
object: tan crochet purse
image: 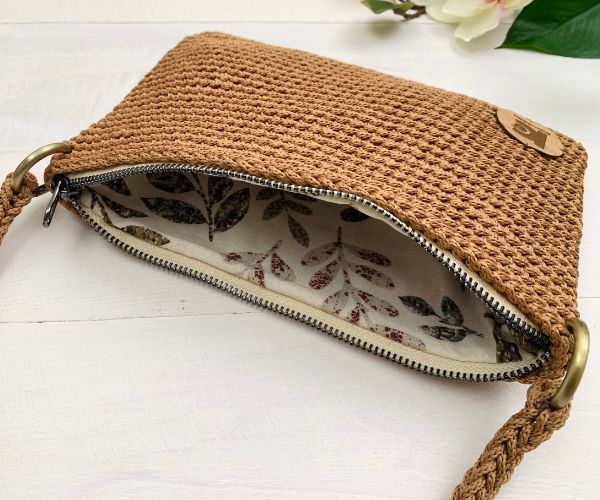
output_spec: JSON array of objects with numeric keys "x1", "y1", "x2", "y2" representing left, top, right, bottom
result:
[{"x1": 1, "y1": 32, "x2": 590, "y2": 499}]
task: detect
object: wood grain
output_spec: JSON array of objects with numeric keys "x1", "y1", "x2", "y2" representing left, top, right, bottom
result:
[
  {"x1": 0, "y1": 0, "x2": 516, "y2": 24},
  {"x1": 0, "y1": 17, "x2": 598, "y2": 500}
]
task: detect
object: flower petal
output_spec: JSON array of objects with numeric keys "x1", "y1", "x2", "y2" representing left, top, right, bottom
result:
[
  {"x1": 444, "y1": 0, "x2": 488, "y2": 17},
  {"x1": 426, "y1": 0, "x2": 463, "y2": 23},
  {"x1": 503, "y1": 0, "x2": 534, "y2": 11},
  {"x1": 454, "y1": 5, "x2": 500, "y2": 41}
]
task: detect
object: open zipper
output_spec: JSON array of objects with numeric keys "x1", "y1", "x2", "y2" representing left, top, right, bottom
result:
[{"x1": 47, "y1": 163, "x2": 551, "y2": 381}]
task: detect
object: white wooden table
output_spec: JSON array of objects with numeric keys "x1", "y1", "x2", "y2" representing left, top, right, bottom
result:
[{"x1": 1, "y1": 2, "x2": 598, "y2": 499}]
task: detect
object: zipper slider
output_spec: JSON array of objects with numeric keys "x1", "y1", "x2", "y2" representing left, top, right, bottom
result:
[{"x1": 43, "y1": 176, "x2": 77, "y2": 228}]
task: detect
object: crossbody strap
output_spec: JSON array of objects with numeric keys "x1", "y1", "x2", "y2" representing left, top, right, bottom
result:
[
  {"x1": 1, "y1": 143, "x2": 73, "y2": 245},
  {"x1": 0, "y1": 171, "x2": 38, "y2": 245},
  {"x1": 452, "y1": 377, "x2": 570, "y2": 499}
]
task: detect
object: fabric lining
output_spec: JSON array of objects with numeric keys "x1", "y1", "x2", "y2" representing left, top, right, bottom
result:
[{"x1": 78, "y1": 171, "x2": 546, "y2": 367}]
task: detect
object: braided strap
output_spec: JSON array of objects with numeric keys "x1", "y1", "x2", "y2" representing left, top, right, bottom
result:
[
  {"x1": 451, "y1": 378, "x2": 571, "y2": 500},
  {"x1": 0, "y1": 172, "x2": 38, "y2": 245}
]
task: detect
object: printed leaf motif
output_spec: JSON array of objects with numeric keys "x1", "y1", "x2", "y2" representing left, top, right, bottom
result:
[
  {"x1": 223, "y1": 241, "x2": 295, "y2": 288},
  {"x1": 288, "y1": 215, "x2": 309, "y2": 247},
  {"x1": 309, "y1": 259, "x2": 341, "y2": 290},
  {"x1": 420, "y1": 326, "x2": 481, "y2": 343},
  {"x1": 440, "y1": 296, "x2": 463, "y2": 326},
  {"x1": 403, "y1": 296, "x2": 482, "y2": 344},
  {"x1": 224, "y1": 251, "x2": 261, "y2": 266},
  {"x1": 208, "y1": 176, "x2": 233, "y2": 204},
  {"x1": 284, "y1": 200, "x2": 313, "y2": 215},
  {"x1": 399, "y1": 296, "x2": 436, "y2": 316},
  {"x1": 301, "y1": 242, "x2": 338, "y2": 266},
  {"x1": 147, "y1": 172, "x2": 195, "y2": 193},
  {"x1": 348, "y1": 304, "x2": 365, "y2": 324},
  {"x1": 304, "y1": 228, "x2": 399, "y2": 333},
  {"x1": 510, "y1": 330, "x2": 540, "y2": 356},
  {"x1": 89, "y1": 191, "x2": 112, "y2": 224},
  {"x1": 485, "y1": 312, "x2": 528, "y2": 362},
  {"x1": 142, "y1": 198, "x2": 206, "y2": 224},
  {"x1": 357, "y1": 291, "x2": 398, "y2": 317},
  {"x1": 496, "y1": 340, "x2": 522, "y2": 363},
  {"x1": 250, "y1": 267, "x2": 265, "y2": 287},
  {"x1": 349, "y1": 264, "x2": 394, "y2": 289},
  {"x1": 257, "y1": 187, "x2": 278, "y2": 200},
  {"x1": 340, "y1": 207, "x2": 369, "y2": 222},
  {"x1": 213, "y1": 188, "x2": 250, "y2": 233},
  {"x1": 258, "y1": 190, "x2": 314, "y2": 246},
  {"x1": 105, "y1": 178, "x2": 131, "y2": 195},
  {"x1": 370, "y1": 324, "x2": 426, "y2": 350},
  {"x1": 345, "y1": 244, "x2": 391, "y2": 266},
  {"x1": 122, "y1": 225, "x2": 170, "y2": 246},
  {"x1": 271, "y1": 253, "x2": 295, "y2": 281},
  {"x1": 323, "y1": 289, "x2": 350, "y2": 315},
  {"x1": 99, "y1": 195, "x2": 147, "y2": 219},
  {"x1": 263, "y1": 200, "x2": 285, "y2": 220},
  {"x1": 288, "y1": 192, "x2": 316, "y2": 202}
]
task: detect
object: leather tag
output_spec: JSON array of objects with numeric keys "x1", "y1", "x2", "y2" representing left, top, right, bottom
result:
[{"x1": 496, "y1": 108, "x2": 563, "y2": 157}]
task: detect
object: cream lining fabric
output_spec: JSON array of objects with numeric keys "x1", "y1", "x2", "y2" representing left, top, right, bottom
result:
[{"x1": 77, "y1": 171, "x2": 546, "y2": 366}]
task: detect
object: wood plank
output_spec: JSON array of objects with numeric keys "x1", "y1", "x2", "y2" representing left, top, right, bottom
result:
[
  {"x1": 1, "y1": 298, "x2": 598, "y2": 499},
  {"x1": 0, "y1": 0, "x2": 515, "y2": 24}
]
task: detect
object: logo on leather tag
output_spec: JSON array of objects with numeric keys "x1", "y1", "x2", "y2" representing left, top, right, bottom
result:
[{"x1": 496, "y1": 108, "x2": 563, "y2": 157}]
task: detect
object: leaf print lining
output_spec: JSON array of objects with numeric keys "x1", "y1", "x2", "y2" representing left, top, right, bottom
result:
[
  {"x1": 145, "y1": 172, "x2": 249, "y2": 241},
  {"x1": 340, "y1": 206, "x2": 369, "y2": 222},
  {"x1": 301, "y1": 227, "x2": 425, "y2": 350},
  {"x1": 89, "y1": 189, "x2": 170, "y2": 247},
  {"x1": 143, "y1": 198, "x2": 207, "y2": 224},
  {"x1": 258, "y1": 187, "x2": 315, "y2": 247},
  {"x1": 78, "y1": 170, "x2": 545, "y2": 366},
  {"x1": 399, "y1": 295, "x2": 483, "y2": 343},
  {"x1": 105, "y1": 177, "x2": 132, "y2": 196},
  {"x1": 224, "y1": 240, "x2": 295, "y2": 287}
]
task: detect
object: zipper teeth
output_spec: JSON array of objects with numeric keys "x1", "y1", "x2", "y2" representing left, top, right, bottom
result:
[{"x1": 67, "y1": 163, "x2": 551, "y2": 381}]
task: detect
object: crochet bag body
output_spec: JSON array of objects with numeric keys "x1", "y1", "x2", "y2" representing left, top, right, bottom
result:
[{"x1": 1, "y1": 33, "x2": 589, "y2": 499}]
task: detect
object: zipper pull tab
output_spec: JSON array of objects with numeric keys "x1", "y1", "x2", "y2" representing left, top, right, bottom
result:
[{"x1": 43, "y1": 176, "x2": 74, "y2": 228}]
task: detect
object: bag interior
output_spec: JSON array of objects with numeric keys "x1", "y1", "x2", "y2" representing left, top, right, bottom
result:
[{"x1": 75, "y1": 170, "x2": 548, "y2": 370}]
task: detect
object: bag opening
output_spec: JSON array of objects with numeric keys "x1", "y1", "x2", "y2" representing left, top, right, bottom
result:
[{"x1": 69, "y1": 167, "x2": 550, "y2": 378}]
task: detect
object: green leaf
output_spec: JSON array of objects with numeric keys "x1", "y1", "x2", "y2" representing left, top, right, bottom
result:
[
  {"x1": 362, "y1": 0, "x2": 400, "y2": 15},
  {"x1": 500, "y1": 0, "x2": 600, "y2": 58}
]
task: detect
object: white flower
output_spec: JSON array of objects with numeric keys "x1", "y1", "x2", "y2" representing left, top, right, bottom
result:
[{"x1": 425, "y1": 0, "x2": 533, "y2": 42}]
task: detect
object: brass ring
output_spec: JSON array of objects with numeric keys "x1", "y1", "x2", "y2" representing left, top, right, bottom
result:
[
  {"x1": 10, "y1": 143, "x2": 73, "y2": 194},
  {"x1": 549, "y1": 318, "x2": 590, "y2": 410}
]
